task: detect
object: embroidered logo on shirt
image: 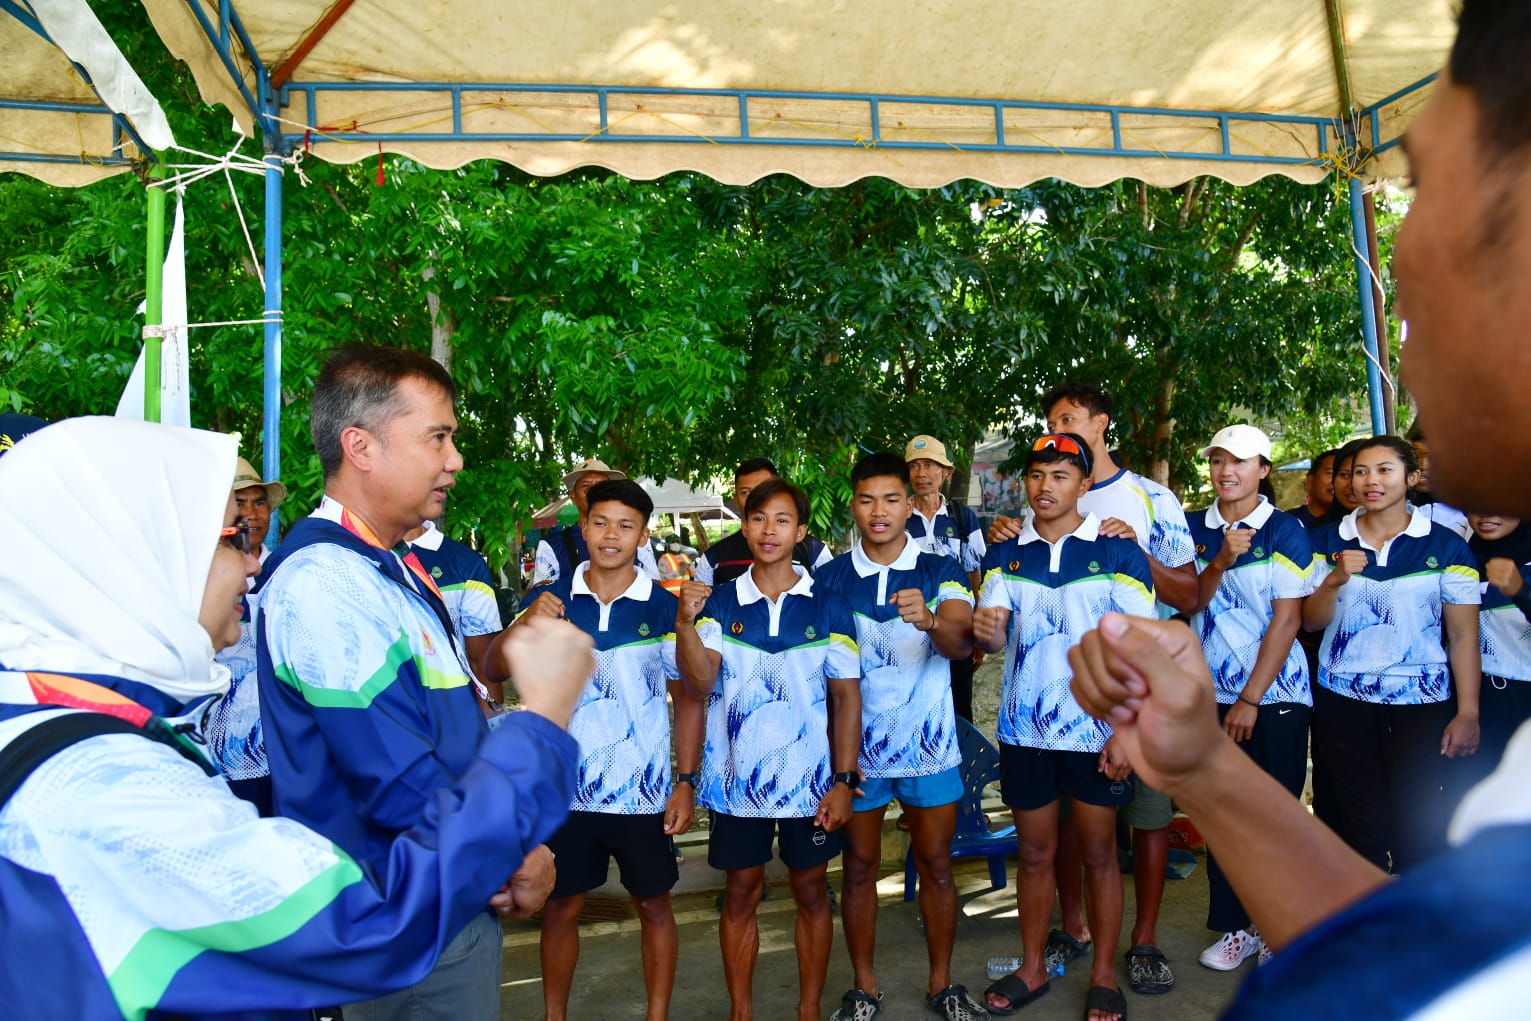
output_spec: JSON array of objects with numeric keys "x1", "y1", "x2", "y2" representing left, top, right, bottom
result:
[
  {"x1": 731, "y1": 621, "x2": 744, "y2": 635},
  {"x1": 422, "y1": 631, "x2": 436, "y2": 655},
  {"x1": 1252, "y1": 547, "x2": 1265, "y2": 559},
  {"x1": 805, "y1": 625, "x2": 817, "y2": 640},
  {"x1": 1196, "y1": 543, "x2": 1207, "y2": 554},
  {"x1": 1008, "y1": 560, "x2": 1020, "y2": 572},
  {"x1": 430, "y1": 565, "x2": 443, "y2": 579},
  {"x1": 946, "y1": 525, "x2": 956, "y2": 537},
  {"x1": 1088, "y1": 561, "x2": 1101, "y2": 574},
  {"x1": 1427, "y1": 556, "x2": 1439, "y2": 568},
  {"x1": 638, "y1": 622, "x2": 651, "y2": 637}
]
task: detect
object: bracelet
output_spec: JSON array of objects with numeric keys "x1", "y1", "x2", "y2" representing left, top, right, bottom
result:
[{"x1": 1236, "y1": 694, "x2": 1261, "y2": 708}]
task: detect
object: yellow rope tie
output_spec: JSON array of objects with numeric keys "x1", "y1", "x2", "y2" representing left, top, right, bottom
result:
[
  {"x1": 882, "y1": 122, "x2": 967, "y2": 153},
  {"x1": 1003, "y1": 123, "x2": 1071, "y2": 156},
  {"x1": 493, "y1": 100, "x2": 566, "y2": 137},
  {"x1": 577, "y1": 106, "x2": 645, "y2": 143}
]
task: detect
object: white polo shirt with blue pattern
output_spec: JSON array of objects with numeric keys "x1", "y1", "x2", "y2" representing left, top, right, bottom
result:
[
  {"x1": 694, "y1": 567, "x2": 860, "y2": 818},
  {"x1": 906, "y1": 497, "x2": 986, "y2": 576},
  {"x1": 409, "y1": 522, "x2": 502, "y2": 639},
  {"x1": 1309, "y1": 508, "x2": 1481, "y2": 704},
  {"x1": 519, "y1": 564, "x2": 680, "y2": 814},
  {"x1": 815, "y1": 539, "x2": 972, "y2": 779},
  {"x1": 1479, "y1": 561, "x2": 1531, "y2": 683},
  {"x1": 1075, "y1": 466, "x2": 1194, "y2": 618},
  {"x1": 979, "y1": 513, "x2": 1157, "y2": 753},
  {"x1": 1189, "y1": 498, "x2": 1318, "y2": 706}
]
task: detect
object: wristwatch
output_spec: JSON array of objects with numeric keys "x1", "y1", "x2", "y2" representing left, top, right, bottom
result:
[
  {"x1": 674, "y1": 772, "x2": 699, "y2": 788},
  {"x1": 832, "y1": 770, "x2": 862, "y2": 788}
]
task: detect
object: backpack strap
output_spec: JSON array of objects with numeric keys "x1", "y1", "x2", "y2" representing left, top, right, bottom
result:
[{"x1": 0, "y1": 709, "x2": 217, "y2": 811}]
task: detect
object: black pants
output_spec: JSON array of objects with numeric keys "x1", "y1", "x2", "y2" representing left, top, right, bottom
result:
[
  {"x1": 1205, "y1": 702, "x2": 1311, "y2": 933},
  {"x1": 950, "y1": 652, "x2": 974, "y2": 722},
  {"x1": 1311, "y1": 685, "x2": 1454, "y2": 873},
  {"x1": 1446, "y1": 674, "x2": 1531, "y2": 798}
]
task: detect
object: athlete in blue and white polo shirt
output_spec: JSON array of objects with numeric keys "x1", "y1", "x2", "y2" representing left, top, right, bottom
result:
[
  {"x1": 675, "y1": 477, "x2": 862, "y2": 1021},
  {"x1": 1303, "y1": 436, "x2": 1482, "y2": 873},
  {"x1": 1186, "y1": 425, "x2": 1318, "y2": 971},
  {"x1": 977, "y1": 433, "x2": 1155, "y2": 1020},
  {"x1": 510, "y1": 479, "x2": 704, "y2": 1021},
  {"x1": 408, "y1": 519, "x2": 503, "y2": 689},
  {"x1": 1466, "y1": 512, "x2": 1531, "y2": 772},
  {"x1": 815, "y1": 453, "x2": 987, "y2": 1021}
]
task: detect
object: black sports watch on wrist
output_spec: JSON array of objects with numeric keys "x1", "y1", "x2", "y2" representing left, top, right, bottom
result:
[
  {"x1": 674, "y1": 772, "x2": 699, "y2": 788},
  {"x1": 831, "y1": 770, "x2": 862, "y2": 788}
]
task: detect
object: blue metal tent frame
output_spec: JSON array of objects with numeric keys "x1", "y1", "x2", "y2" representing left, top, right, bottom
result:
[{"x1": 60, "y1": 0, "x2": 1434, "y2": 488}]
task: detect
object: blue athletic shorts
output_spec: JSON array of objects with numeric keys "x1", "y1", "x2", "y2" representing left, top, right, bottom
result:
[{"x1": 853, "y1": 766, "x2": 964, "y2": 811}]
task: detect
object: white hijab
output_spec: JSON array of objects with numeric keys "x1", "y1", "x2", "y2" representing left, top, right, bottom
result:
[{"x1": 0, "y1": 417, "x2": 237, "y2": 702}]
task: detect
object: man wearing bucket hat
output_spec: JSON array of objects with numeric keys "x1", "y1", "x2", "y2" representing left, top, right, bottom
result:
[
  {"x1": 231, "y1": 455, "x2": 288, "y2": 569},
  {"x1": 533, "y1": 458, "x2": 660, "y2": 586}
]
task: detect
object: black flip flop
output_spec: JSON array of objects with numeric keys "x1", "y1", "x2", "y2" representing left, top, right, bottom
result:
[
  {"x1": 983, "y1": 973, "x2": 1049, "y2": 1016},
  {"x1": 1084, "y1": 985, "x2": 1128, "y2": 1021}
]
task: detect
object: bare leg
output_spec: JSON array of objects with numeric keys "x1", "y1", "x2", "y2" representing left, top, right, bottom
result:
[
  {"x1": 720, "y1": 867, "x2": 765, "y2": 1021},
  {"x1": 838, "y1": 807, "x2": 887, "y2": 997},
  {"x1": 1130, "y1": 826, "x2": 1168, "y2": 948},
  {"x1": 539, "y1": 893, "x2": 585, "y2": 1021},
  {"x1": 986, "y1": 803, "x2": 1057, "y2": 1013},
  {"x1": 789, "y1": 863, "x2": 833, "y2": 1021},
  {"x1": 905, "y1": 801, "x2": 960, "y2": 994},
  {"x1": 633, "y1": 892, "x2": 678, "y2": 1021},
  {"x1": 1055, "y1": 813, "x2": 1091, "y2": 942},
  {"x1": 1074, "y1": 805, "x2": 1126, "y2": 1021}
]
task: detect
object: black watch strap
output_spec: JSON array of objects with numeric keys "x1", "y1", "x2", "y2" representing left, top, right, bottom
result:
[
  {"x1": 674, "y1": 772, "x2": 699, "y2": 787},
  {"x1": 832, "y1": 770, "x2": 862, "y2": 788}
]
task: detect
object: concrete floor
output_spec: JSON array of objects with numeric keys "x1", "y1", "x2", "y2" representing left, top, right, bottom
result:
[{"x1": 499, "y1": 839, "x2": 1253, "y2": 1020}]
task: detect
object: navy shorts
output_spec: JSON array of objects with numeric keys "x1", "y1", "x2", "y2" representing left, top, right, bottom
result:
[
  {"x1": 707, "y1": 811, "x2": 844, "y2": 871},
  {"x1": 999, "y1": 744, "x2": 1134, "y2": 811},
  {"x1": 547, "y1": 810, "x2": 678, "y2": 899}
]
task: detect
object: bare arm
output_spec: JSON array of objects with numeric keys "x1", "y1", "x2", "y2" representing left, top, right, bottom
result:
[
  {"x1": 1150, "y1": 559, "x2": 1199, "y2": 615},
  {"x1": 663, "y1": 677, "x2": 705, "y2": 835},
  {"x1": 1069, "y1": 614, "x2": 1388, "y2": 949},
  {"x1": 674, "y1": 580, "x2": 720, "y2": 699},
  {"x1": 1441, "y1": 601, "x2": 1482, "y2": 758}
]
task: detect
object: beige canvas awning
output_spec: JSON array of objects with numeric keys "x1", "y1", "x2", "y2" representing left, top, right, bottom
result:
[{"x1": 139, "y1": 0, "x2": 1454, "y2": 189}]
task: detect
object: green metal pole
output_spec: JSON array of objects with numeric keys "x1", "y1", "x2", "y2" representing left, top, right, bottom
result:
[{"x1": 143, "y1": 153, "x2": 168, "y2": 423}]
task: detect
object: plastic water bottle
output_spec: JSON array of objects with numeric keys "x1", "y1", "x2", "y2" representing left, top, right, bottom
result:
[{"x1": 986, "y1": 956, "x2": 1064, "y2": 980}]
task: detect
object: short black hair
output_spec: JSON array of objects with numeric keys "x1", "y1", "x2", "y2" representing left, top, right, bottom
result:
[
  {"x1": 312, "y1": 346, "x2": 457, "y2": 480},
  {"x1": 734, "y1": 457, "x2": 778, "y2": 481},
  {"x1": 1333, "y1": 437, "x2": 1368, "y2": 473},
  {"x1": 1040, "y1": 383, "x2": 1112, "y2": 426},
  {"x1": 1353, "y1": 435, "x2": 1420, "y2": 476},
  {"x1": 584, "y1": 478, "x2": 653, "y2": 520},
  {"x1": 850, "y1": 452, "x2": 910, "y2": 488},
  {"x1": 1024, "y1": 432, "x2": 1092, "y2": 476},
  {"x1": 743, "y1": 477, "x2": 809, "y2": 526},
  {"x1": 1308, "y1": 449, "x2": 1339, "y2": 476},
  {"x1": 1451, "y1": 0, "x2": 1531, "y2": 165}
]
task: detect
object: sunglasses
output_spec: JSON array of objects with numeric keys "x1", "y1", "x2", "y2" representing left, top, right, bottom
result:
[
  {"x1": 1030, "y1": 434, "x2": 1092, "y2": 473},
  {"x1": 219, "y1": 521, "x2": 253, "y2": 556}
]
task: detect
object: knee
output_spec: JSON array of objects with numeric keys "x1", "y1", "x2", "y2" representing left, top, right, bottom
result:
[
  {"x1": 542, "y1": 895, "x2": 583, "y2": 927},
  {"x1": 634, "y1": 894, "x2": 673, "y2": 926},
  {"x1": 789, "y1": 873, "x2": 829, "y2": 913},
  {"x1": 913, "y1": 848, "x2": 954, "y2": 888},
  {"x1": 1075, "y1": 838, "x2": 1116, "y2": 873},
  {"x1": 1017, "y1": 838, "x2": 1056, "y2": 873},
  {"x1": 723, "y1": 878, "x2": 763, "y2": 919},
  {"x1": 842, "y1": 845, "x2": 880, "y2": 884}
]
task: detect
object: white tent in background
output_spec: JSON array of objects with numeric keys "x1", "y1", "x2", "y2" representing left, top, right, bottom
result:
[{"x1": 638, "y1": 477, "x2": 728, "y2": 517}]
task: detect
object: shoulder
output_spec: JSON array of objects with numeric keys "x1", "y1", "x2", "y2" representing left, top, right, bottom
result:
[{"x1": 920, "y1": 550, "x2": 968, "y2": 582}]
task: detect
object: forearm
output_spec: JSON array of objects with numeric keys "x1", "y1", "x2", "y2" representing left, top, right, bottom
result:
[
  {"x1": 1151, "y1": 560, "x2": 1199, "y2": 614},
  {"x1": 927, "y1": 603, "x2": 973, "y2": 660},
  {"x1": 1448, "y1": 626, "x2": 1482, "y2": 717},
  {"x1": 674, "y1": 621, "x2": 719, "y2": 698},
  {"x1": 1302, "y1": 580, "x2": 1342, "y2": 632},
  {"x1": 668, "y1": 678, "x2": 705, "y2": 770},
  {"x1": 1171, "y1": 739, "x2": 1388, "y2": 948},
  {"x1": 828, "y1": 678, "x2": 862, "y2": 773}
]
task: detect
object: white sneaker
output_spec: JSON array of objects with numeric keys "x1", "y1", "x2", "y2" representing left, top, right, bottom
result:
[{"x1": 1199, "y1": 930, "x2": 1260, "y2": 971}]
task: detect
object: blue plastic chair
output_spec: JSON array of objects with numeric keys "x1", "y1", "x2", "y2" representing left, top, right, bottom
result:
[{"x1": 903, "y1": 717, "x2": 1017, "y2": 900}]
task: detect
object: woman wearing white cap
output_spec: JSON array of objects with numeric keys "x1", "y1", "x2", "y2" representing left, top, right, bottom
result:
[{"x1": 1186, "y1": 425, "x2": 1318, "y2": 971}]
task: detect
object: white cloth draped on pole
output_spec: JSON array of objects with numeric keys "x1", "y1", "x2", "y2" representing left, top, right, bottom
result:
[{"x1": 117, "y1": 194, "x2": 191, "y2": 427}]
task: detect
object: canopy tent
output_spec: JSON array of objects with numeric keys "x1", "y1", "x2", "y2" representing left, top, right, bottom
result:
[
  {"x1": 13, "y1": 1, "x2": 1457, "y2": 483},
  {"x1": 639, "y1": 476, "x2": 726, "y2": 517}
]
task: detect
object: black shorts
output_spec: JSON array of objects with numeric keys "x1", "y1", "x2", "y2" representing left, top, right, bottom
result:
[
  {"x1": 546, "y1": 810, "x2": 678, "y2": 900},
  {"x1": 707, "y1": 811, "x2": 844, "y2": 872},
  {"x1": 998, "y1": 744, "x2": 1134, "y2": 811}
]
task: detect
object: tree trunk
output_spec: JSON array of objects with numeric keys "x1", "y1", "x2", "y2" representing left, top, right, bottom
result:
[
  {"x1": 1149, "y1": 374, "x2": 1175, "y2": 488},
  {"x1": 423, "y1": 259, "x2": 456, "y2": 372}
]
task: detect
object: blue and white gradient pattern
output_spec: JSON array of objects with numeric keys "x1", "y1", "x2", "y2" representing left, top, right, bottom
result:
[
  {"x1": 980, "y1": 515, "x2": 1156, "y2": 752},
  {"x1": 1190, "y1": 499, "x2": 1318, "y2": 705},
  {"x1": 816, "y1": 540, "x2": 972, "y2": 778},
  {"x1": 519, "y1": 565, "x2": 680, "y2": 813},
  {"x1": 410, "y1": 525, "x2": 503, "y2": 638},
  {"x1": 1479, "y1": 562, "x2": 1531, "y2": 682},
  {"x1": 205, "y1": 593, "x2": 267, "y2": 780},
  {"x1": 1078, "y1": 467, "x2": 1193, "y2": 618},
  {"x1": 1309, "y1": 509, "x2": 1481, "y2": 704},
  {"x1": 906, "y1": 499, "x2": 986, "y2": 574},
  {"x1": 694, "y1": 568, "x2": 859, "y2": 818}
]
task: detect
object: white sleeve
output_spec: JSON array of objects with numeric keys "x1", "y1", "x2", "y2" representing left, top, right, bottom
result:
[
  {"x1": 637, "y1": 542, "x2": 661, "y2": 580},
  {"x1": 533, "y1": 540, "x2": 559, "y2": 585}
]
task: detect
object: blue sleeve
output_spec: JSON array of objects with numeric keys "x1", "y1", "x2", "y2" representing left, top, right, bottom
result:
[{"x1": 824, "y1": 593, "x2": 861, "y2": 679}]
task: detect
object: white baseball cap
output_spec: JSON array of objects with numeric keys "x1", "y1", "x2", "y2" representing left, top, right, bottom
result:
[{"x1": 1199, "y1": 424, "x2": 1272, "y2": 462}]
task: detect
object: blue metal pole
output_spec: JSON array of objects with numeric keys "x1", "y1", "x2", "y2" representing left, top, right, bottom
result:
[
  {"x1": 262, "y1": 149, "x2": 283, "y2": 541},
  {"x1": 1348, "y1": 176, "x2": 1387, "y2": 436}
]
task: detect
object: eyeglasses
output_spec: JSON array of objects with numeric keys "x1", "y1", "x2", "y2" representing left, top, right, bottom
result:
[
  {"x1": 219, "y1": 522, "x2": 253, "y2": 555},
  {"x1": 1031, "y1": 433, "x2": 1092, "y2": 473}
]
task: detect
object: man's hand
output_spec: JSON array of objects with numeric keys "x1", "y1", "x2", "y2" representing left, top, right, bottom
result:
[
  {"x1": 891, "y1": 588, "x2": 936, "y2": 631},
  {"x1": 1096, "y1": 517, "x2": 1139, "y2": 545},
  {"x1": 1222, "y1": 699, "x2": 1258, "y2": 742},
  {"x1": 972, "y1": 606, "x2": 1009, "y2": 653},
  {"x1": 816, "y1": 783, "x2": 854, "y2": 832},
  {"x1": 1442, "y1": 714, "x2": 1481, "y2": 758},
  {"x1": 1068, "y1": 613, "x2": 1226, "y2": 796},
  {"x1": 987, "y1": 514, "x2": 1022, "y2": 545},
  {"x1": 502, "y1": 616, "x2": 594, "y2": 729},
  {"x1": 523, "y1": 590, "x2": 566, "y2": 621},
  {"x1": 1326, "y1": 549, "x2": 1369, "y2": 587},
  {"x1": 1099, "y1": 736, "x2": 1133, "y2": 781},
  {"x1": 1486, "y1": 557, "x2": 1525, "y2": 598},
  {"x1": 1214, "y1": 527, "x2": 1254, "y2": 569},
  {"x1": 663, "y1": 783, "x2": 695, "y2": 835},
  {"x1": 676, "y1": 580, "x2": 712, "y2": 626},
  {"x1": 488, "y1": 844, "x2": 556, "y2": 918}
]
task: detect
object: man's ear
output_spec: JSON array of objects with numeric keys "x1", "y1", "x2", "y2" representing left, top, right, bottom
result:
[
  {"x1": 339, "y1": 425, "x2": 374, "y2": 473},
  {"x1": 794, "y1": 523, "x2": 809, "y2": 545},
  {"x1": 1078, "y1": 474, "x2": 1092, "y2": 495}
]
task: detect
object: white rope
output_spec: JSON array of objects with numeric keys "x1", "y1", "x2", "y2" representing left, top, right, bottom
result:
[
  {"x1": 226, "y1": 162, "x2": 265, "y2": 291},
  {"x1": 142, "y1": 312, "x2": 281, "y2": 338},
  {"x1": 1347, "y1": 232, "x2": 1398, "y2": 402}
]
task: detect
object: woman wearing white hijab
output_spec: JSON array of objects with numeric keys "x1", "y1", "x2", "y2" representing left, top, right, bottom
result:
[{"x1": 0, "y1": 417, "x2": 590, "y2": 1020}]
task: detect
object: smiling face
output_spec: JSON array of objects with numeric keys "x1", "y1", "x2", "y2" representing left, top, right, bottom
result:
[
  {"x1": 1207, "y1": 449, "x2": 1269, "y2": 506},
  {"x1": 1024, "y1": 458, "x2": 1090, "y2": 526},
  {"x1": 1468, "y1": 512, "x2": 1523, "y2": 541},
  {"x1": 233, "y1": 485, "x2": 272, "y2": 552},
  {"x1": 1351, "y1": 445, "x2": 1419, "y2": 516},
  {"x1": 582, "y1": 498, "x2": 648, "y2": 571},
  {"x1": 199, "y1": 494, "x2": 260, "y2": 651},
  {"x1": 1395, "y1": 79, "x2": 1531, "y2": 514},
  {"x1": 852, "y1": 473, "x2": 913, "y2": 553},
  {"x1": 744, "y1": 490, "x2": 807, "y2": 567}
]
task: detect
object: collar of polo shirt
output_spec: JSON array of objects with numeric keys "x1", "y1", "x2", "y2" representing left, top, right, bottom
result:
[{"x1": 1204, "y1": 495, "x2": 1275, "y2": 531}]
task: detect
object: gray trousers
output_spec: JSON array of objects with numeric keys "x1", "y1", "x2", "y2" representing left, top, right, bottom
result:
[{"x1": 343, "y1": 909, "x2": 502, "y2": 1021}]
